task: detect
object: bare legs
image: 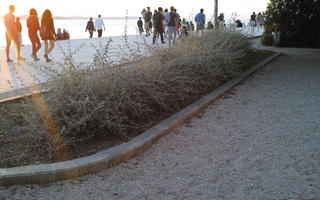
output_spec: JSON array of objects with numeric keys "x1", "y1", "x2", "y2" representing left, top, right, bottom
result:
[
  {"x1": 44, "y1": 39, "x2": 55, "y2": 62},
  {"x1": 30, "y1": 35, "x2": 41, "y2": 61},
  {"x1": 6, "y1": 39, "x2": 12, "y2": 61},
  {"x1": 6, "y1": 33, "x2": 24, "y2": 62}
]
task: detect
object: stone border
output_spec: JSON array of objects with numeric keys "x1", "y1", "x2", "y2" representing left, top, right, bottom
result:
[
  {"x1": 0, "y1": 52, "x2": 283, "y2": 186},
  {"x1": 0, "y1": 82, "x2": 51, "y2": 104}
]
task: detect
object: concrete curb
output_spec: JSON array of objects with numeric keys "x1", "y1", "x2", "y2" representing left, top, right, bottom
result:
[
  {"x1": 0, "y1": 52, "x2": 283, "y2": 186},
  {"x1": 0, "y1": 83, "x2": 50, "y2": 104}
]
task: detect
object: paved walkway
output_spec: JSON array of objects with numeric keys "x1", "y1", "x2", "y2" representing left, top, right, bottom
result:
[
  {"x1": 1, "y1": 45, "x2": 320, "y2": 199},
  {"x1": 0, "y1": 36, "x2": 149, "y2": 97}
]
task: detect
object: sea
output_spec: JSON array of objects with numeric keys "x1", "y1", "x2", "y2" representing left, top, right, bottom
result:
[
  {"x1": 0, "y1": 18, "x2": 139, "y2": 47},
  {"x1": 0, "y1": 18, "x2": 255, "y2": 47}
]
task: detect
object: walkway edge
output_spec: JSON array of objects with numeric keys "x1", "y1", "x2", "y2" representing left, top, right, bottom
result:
[{"x1": 0, "y1": 52, "x2": 283, "y2": 186}]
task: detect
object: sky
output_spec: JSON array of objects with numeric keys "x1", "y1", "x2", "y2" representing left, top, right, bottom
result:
[{"x1": 1, "y1": 0, "x2": 269, "y2": 20}]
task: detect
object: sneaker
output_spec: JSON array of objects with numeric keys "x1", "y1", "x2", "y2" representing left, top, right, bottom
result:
[
  {"x1": 18, "y1": 56, "x2": 26, "y2": 61},
  {"x1": 7, "y1": 58, "x2": 13, "y2": 62}
]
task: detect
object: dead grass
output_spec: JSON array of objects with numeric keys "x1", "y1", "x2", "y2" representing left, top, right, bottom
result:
[{"x1": 0, "y1": 29, "x2": 274, "y2": 168}]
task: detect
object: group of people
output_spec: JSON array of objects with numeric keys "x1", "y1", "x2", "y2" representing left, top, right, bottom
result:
[
  {"x1": 137, "y1": 7, "x2": 206, "y2": 45},
  {"x1": 250, "y1": 12, "x2": 264, "y2": 27},
  {"x1": 4, "y1": 5, "x2": 57, "y2": 62},
  {"x1": 85, "y1": 15, "x2": 106, "y2": 38},
  {"x1": 4, "y1": 5, "x2": 104, "y2": 63},
  {"x1": 56, "y1": 28, "x2": 70, "y2": 40}
]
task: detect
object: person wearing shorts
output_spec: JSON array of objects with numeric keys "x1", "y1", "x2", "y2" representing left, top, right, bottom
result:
[
  {"x1": 195, "y1": 9, "x2": 206, "y2": 32},
  {"x1": 4, "y1": 5, "x2": 25, "y2": 62},
  {"x1": 144, "y1": 7, "x2": 152, "y2": 36}
]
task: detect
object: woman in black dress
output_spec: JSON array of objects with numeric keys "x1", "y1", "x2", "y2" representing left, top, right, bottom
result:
[{"x1": 40, "y1": 9, "x2": 55, "y2": 62}]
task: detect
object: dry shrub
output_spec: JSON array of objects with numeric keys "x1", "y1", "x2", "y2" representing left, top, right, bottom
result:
[{"x1": 2, "y1": 29, "x2": 250, "y2": 152}]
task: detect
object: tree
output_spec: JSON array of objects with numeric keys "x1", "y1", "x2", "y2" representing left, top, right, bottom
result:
[{"x1": 262, "y1": 0, "x2": 320, "y2": 47}]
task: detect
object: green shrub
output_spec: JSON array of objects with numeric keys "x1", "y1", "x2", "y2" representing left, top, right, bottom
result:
[
  {"x1": 261, "y1": 32, "x2": 273, "y2": 46},
  {"x1": 263, "y1": 0, "x2": 320, "y2": 47}
]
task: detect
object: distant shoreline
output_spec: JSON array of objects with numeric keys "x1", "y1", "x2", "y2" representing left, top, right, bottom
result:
[
  {"x1": 0, "y1": 16, "x2": 139, "y2": 20},
  {"x1": 54, "y1": 16, "x2": 140, "y2": 20}
]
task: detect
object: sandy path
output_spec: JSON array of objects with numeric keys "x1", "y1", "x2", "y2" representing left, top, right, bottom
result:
[{"x1": 0, "y1": 44, "x2": 319, "y2": 199}]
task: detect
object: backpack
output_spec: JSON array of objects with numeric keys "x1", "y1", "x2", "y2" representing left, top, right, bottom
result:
[
  {"x1": 168, "y1": 12, "x2": 176, "y2": 27},
  {"x1": 145, "y1": 12, "x2": 152, "y2": 21},
  {"x1": 153, "y1": 13, "x2": 163, "y2": 26}
]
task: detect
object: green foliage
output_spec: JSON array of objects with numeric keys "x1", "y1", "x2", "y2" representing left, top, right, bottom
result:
[
  {"x1": 261, "y1": 32, "x2": 273, "y2": 46},
  {"x1": 263, "y1": 0, "x2": 320, "y2": 47}
]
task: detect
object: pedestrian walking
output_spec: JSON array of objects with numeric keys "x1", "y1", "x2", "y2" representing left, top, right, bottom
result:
[
  {"x1": 141, "y1": 8, "x2": 147, "y2": 19},
  {"x1": 95, "y1": 15, "x2": 105, "y2": 37},
  {"x1": 165, "y1": 6, "x2": 177, "y2": 44},
  {"x1": 27, "y1": 8, "x2": 41, "y2": 61},
  {"x1": 4, "y1": 5, "x2": 25, "y2": 62},
  {"x1": 163, "y1": 8, "x2": 169, "y2": 38},
  {"x1": 137, "y1": 17, "x2": 144, "y2": 34},
  {"x1": 257, "y1": 12, "x2": 263, "y2": 27},
  {"x1": 40, "y1": 9, "x2": 56, "y2": 62},
  {"x1": 250, "y1": 12, "x2": 256, "y2": 27},
  {"x1": 195, "y1": 9, "x2": 206, "y2": 32},
  {"x1": 144, "y1": 7, "x2": 152, "y2": 36},
  {"x1": 152, "y1": 7, "x2": 165, "y2": 44},
  {"x1": 174, "y1": 9, "x2": 181, "y2": 36},
  {"x1": 85, "y1": 17, "x2": 95, "y2": 38}
]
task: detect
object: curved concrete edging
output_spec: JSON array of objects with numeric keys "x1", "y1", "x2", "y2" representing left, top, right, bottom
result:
[
  {"x1": 0, "y1": 83, "x2": 50, "y2": 104},
  {"x1": 0, "y1": 52, "x2": 283, "y2": 186}
]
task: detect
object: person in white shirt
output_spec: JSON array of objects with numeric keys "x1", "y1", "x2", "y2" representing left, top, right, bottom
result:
[{"x1": 95, "y1": 15, "x2": 105, "y2": 37}]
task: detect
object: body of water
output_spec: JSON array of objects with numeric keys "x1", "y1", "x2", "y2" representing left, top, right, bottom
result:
[
  {"x1": 0, "y1": 18, "x2": 255, "y2": 47},
  {"x1": 0, "y1": 18, "x2": 140, "y2": 47}
]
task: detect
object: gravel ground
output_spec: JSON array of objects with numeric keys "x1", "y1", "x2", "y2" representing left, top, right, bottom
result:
[{"x1": 1, "y1": 47, "x2": 320, "y2": 199}]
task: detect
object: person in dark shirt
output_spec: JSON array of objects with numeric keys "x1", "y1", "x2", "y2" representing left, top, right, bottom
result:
[
  {"x1": 27, "y1": 8, "x2": 41, "y2": 61},
  {"x1": 40, "y1": 9, "x2": 56, "y2": 62},
  {"x1": 144, "y1": 7, "x2": 152, "y2": 36},
  {"x1": 250, "y1": 12, "x2": 256, "y2": 26},
  {"x1": 236, "y1": 19, "x2": 243, "y2": 28},
  {"x1": 166, "y1": 6, "x2": 177, "y2": 44},
  {"x1": 152, "y1": 7, "x2": 165, "y2": 44},
  {"x1": 207, "y1": 21, "x2": 214, "y2": 29},
  {"x1": 137, "y1": 17, "x2": 144, "y2": 34},
  {"x1": 85, "y1": 17, "x2": 95, "y2": 38}
]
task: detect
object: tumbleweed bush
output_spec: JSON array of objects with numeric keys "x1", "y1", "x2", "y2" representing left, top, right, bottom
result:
[{"x1": 2, "y1": 28, "x2": 250, "y2": 153}]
